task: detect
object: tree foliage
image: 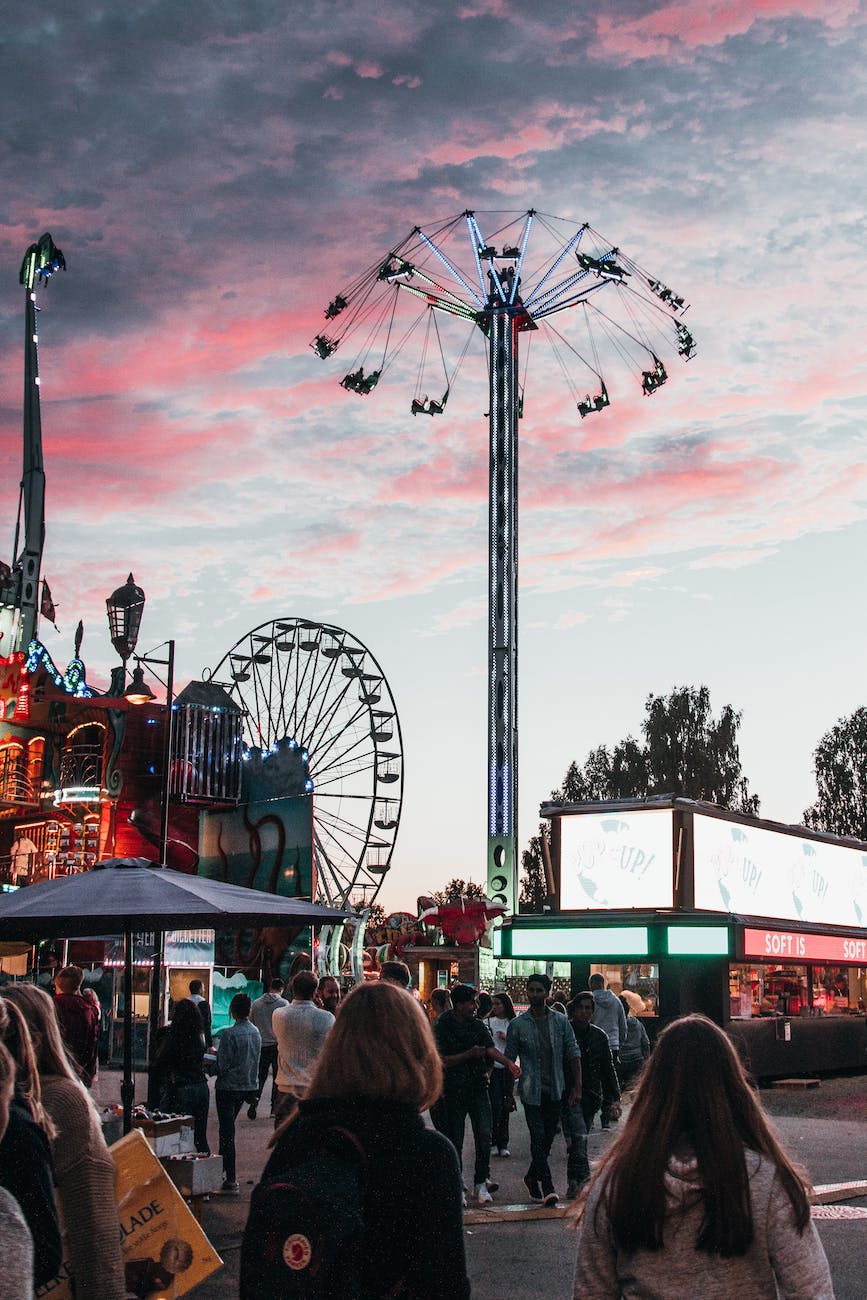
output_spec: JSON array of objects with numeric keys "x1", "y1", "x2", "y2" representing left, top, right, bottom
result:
[
  {"x1": 803, "y1": 706, "x2": 867, "y2": 840},
  {"x1": 519, "y1": 829, "x2": 550, "y2": 911},
  {"x1": 519, "y1": 684, "x2": 759, "y2": 907},
  {"x1": 550, "y1": 685, "x2": 759, "y2": 813},
  {"x1": 429, "y1": 877, "x2": 487, "y2": 904}
]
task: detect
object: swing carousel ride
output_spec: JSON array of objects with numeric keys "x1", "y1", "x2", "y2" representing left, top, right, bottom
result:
[{"x1": 311, "y1": 210, "x2": 695, "y2": 916}]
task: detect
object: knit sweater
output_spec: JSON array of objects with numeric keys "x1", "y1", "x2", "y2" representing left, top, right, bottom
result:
[
  {"x1": 0, "y1": 1187, "x2": 34, "y2": 1299},
  {"x1": 573, "y1": 1148, "x2": 834, "y2": 1299},
  {"x1": 41, "y1": 1074, "x2": 126, "y2": 1300},
  {"x1": 273, "y1": 1000, "x2": 334, "y2": 1096}
]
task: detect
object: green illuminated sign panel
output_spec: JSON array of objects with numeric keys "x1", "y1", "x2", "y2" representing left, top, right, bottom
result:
[
  {"x1": 509, "y1": 926, "x2": 649, "y2": 958},
  {"x1": 666, "y1": 926, "x2": 729, "y2": 956}
]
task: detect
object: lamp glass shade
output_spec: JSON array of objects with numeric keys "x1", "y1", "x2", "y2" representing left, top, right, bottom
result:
[
  {"x1": 106, "y1": 573, "x2": 146, "y2": 661},
  {"x1": 125, "y1": 665, "x2": 156, "y2": 705}
]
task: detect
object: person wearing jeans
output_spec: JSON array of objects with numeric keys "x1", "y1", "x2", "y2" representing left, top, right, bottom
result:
[
  {"x1": 505, "y1": 973, "x2": 582, "y2": 1206},
  {"x1": 563, "y1": 992, "x2": 622, "y2": 1195},
  {"x1": 215, "y1": 993, "x2": 261, "y2": 1194},
  {"x1": 433, "y1": 984, "x2": 520, "y2": 1205}
]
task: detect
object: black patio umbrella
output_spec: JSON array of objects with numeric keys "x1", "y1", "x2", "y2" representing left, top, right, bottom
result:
[{"x1": 0, "y1": 857, "x2": 349, "y2": 1130}]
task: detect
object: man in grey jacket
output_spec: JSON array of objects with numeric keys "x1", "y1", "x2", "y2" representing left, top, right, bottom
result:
[
  {"x1": 505, "y1": 973, "x2": 581, "y2": 1206},
  {"x1": 248, "y1": 977, "x2": 287, "y2": 1118}
]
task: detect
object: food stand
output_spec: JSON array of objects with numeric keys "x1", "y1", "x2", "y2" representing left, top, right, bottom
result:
[{"x1": 496, "y1": 798, "x2": 867, "y2": 1077}]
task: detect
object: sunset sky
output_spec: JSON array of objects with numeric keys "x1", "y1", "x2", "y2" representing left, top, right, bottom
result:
[{"x1": 2, "y1": 1, "x2": 867, "y2": 913}]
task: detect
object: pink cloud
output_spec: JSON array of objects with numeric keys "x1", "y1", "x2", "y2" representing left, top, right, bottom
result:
[{"x1": 591, "y1": 1, "x2": 863, "y2": 63}]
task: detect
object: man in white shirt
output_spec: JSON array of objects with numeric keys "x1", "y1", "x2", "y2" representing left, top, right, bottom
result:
[
  {"x1": 272, "y1": 970, "x2": 334, "y2": 1124},
  {"x1": 248, "y1": 977, "x2": 288, "y2": 1119}
]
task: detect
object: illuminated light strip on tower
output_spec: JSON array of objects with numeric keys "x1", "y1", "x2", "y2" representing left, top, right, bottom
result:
[{"x1": 415, "y1": 228, "x2": 485, "y2": 308}]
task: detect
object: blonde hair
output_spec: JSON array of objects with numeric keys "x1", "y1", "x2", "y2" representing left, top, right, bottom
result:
[
  {"x1": 0, "y1": 991, "x2": 55, "y2": 1138},
  {"x1": 3, "y1": 983, "x2": 84, "y2": 1086},
  {"x1": 307, "y1": 981, "x2": 442, "y2": 1111}
]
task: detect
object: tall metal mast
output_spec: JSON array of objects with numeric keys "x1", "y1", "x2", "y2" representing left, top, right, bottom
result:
[
  {"x1": 313, "y1": 209, "x2": 694, "y2": 916},
  {"x1": 483, "y1": 256, "x2": 535, "y2": 912},
  {"x1": 0, "y1": 234, "x2": 65, "y2": 654}
]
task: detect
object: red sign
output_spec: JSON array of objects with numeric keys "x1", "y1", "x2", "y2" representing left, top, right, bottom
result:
[{"x1": 744, "y1": 927, "x2": 867, "y2": 964}]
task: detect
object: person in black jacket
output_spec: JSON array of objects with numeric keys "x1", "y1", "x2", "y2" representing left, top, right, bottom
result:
[
  {"x1": 244, "y1": 981, "x2": 470, "y2": 1300},
  {"x1": 150, "y1": 998, "x2": 211, "y2": 1153},
  {"x1": 563, "y1": 992, "x2": 621, "y2": 1196}
]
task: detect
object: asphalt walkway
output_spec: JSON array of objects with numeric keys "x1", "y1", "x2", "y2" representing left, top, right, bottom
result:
[{"x1": 95, "y1": 1071, "x2": 867, "y2": 1298}]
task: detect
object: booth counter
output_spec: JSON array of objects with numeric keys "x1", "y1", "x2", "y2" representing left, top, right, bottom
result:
[{"x1": 498, "y1": 799, "x2": 867, "y2": 1078}]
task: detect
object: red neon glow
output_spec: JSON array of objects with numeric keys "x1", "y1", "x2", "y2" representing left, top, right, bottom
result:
[{"x1": 744, "y1": 927, "x2": 867, "y2": 964}]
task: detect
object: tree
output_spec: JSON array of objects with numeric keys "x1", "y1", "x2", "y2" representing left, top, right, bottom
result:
[
  {"x1": 519, "y1": 684, "x2": 759, "y2": 904},
  {"x1": 519, "y1": 829, "x2": 550, "y2": 911},
  {"x1": 429, "y1": 877, "x2": 487, "y2": 904},
  {"x1": 803, "y1": 706, "x2": 867, "y2": 839},
  {"x1": 642, "y1": 686, "x2": 759, "y2": 813}
]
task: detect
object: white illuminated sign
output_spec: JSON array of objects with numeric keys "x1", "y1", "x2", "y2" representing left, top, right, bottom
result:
[
  {"x1": 511, "y1": 926, "x2": 649, "y2": 958},
  {"x1": 560, "y1": 809, "x2": 673, "y2": 910},
  {"x1": 693, "y1": 813, "x2": 867, "y2": 928}
]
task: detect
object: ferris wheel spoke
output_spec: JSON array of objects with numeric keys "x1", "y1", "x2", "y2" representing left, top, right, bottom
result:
[{"x1": 210, "y1": 617, "x2": 402, "y2": 909}]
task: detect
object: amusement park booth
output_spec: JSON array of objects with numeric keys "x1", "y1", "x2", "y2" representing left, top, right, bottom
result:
[{"x1": 495, "y1": 798, "x2": 867, "y2": 1078}]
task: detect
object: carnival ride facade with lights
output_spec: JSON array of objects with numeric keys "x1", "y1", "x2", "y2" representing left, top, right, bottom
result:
[
  {"x1": 1, "y1": 235, "x2": 401, "y2": 1002},
  {"x1": 313, "y1": 210, "x2": 695, "y2": 922}
]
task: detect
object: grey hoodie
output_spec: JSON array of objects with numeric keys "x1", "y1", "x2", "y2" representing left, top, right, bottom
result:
[
  {"x1": 591, "y1": 988, "x2": 628, "y2": 1051},
  {"x1": 574, "y1": 1147, "x2": 835, "y2": 1299}
]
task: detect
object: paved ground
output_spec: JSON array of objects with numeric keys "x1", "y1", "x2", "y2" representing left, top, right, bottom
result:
[{"x1": 97, "y1": 1071, "x2": 867, "y2": 1298}]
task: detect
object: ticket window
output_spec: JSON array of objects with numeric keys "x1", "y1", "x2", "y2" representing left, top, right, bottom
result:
[
  {"x1": 812, "y1": 966, "x2": 867, "y2": 1015},
  {"x1": 729, "y1": 964, "x2": 808, "y2": 1018},
  {"x1": 590, "y1": 963, "x2": 659, "y2": 1017}
]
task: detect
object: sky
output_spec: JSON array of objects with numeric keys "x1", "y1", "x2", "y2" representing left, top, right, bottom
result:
[{"x1": 2, "y1": 0, "x2": 867, "y2": 914}]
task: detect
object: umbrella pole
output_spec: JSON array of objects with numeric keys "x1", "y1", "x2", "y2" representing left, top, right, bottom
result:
[{"x1": 121, "y1": 929, "x2": 134, "y2": 1134}]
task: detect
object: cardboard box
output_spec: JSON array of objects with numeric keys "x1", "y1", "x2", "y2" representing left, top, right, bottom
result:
[
  {"x1": 133, "y1": 1114, "x2": 195, "y2": 1157},
  {"x1": 161, "y1": 1154, "x2": 225, "y2": 1198}
]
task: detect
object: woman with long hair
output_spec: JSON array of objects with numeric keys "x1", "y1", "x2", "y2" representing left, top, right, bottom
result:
[
  {"x1": 572, "y1": 1014, "x2": 834, "y2": 1299},
  {"x1": 0, "y1": 1038, "x2": 35, "y2": 1298},
  {"x1": 151, "y1": 995, "x2": 211, "y2": 1153},
  {"x1": 241, "y1": 980, "x2": 470, "y2": 1299},
  {"x1": 2, "y1": 984, "x2": 125, "y2": 1300},
  {"x1": 0, "y1": 995, "x2": 62, "y2": 1289},
  {"x1": 486, "y1": 991, "x2": 516, "y2": 1157}
]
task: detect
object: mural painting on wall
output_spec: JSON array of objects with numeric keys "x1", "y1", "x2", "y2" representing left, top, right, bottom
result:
[{"x1": 198, "y1": 744, "x2": 314, "y2": 979}]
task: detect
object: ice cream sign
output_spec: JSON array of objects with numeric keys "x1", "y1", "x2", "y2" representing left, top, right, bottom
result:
[
  {"x1": 744, "y1": 928, "x2": 867, "y2": 963},
  {"x1": 694, "y1": 814, "x2": 867, "y2": 928},
  {"x1": 560, "y1": 809, "x2": 673, "y2": 910}
]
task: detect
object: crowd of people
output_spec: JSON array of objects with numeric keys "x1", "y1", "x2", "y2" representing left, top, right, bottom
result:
[{"x1": 0, "y1": 959, "x2": 836, "y2": 1298}]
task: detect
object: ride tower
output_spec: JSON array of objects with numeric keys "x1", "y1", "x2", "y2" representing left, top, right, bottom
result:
[
  {"x1": 0, "y1": 234, "x2": 65, "y2": 655},
  {"x1": 312, "y1": 210, "x2": 695, "y2": 915},
  {"x1": 482, "y1": 253, "x2": 537, "y2": 912}
]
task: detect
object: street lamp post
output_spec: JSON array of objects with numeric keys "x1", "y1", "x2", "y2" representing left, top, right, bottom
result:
[{"x1": 124, "y1": 639, "x2": 175, "y2": 1130}]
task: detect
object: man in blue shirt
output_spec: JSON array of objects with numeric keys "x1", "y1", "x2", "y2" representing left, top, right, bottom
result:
[
  {"x1": 216, "y1": 992, "x2": 261, "y2": 1193},
  {"x1": 505, "y1": 973, "x2": 581, "y2": 1206}
]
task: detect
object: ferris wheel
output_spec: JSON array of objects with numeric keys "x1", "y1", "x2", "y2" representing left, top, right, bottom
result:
[{"x1": 210, "y1": 618, "x2": 403, "y2": 909}]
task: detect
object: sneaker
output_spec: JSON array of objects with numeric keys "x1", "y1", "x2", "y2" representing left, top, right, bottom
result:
[
  {"x1": 220, "y1": 1179, "x2": 240, "y2": 1195},
  {"x1": 543, "y1": 1190, "x2": 559, "y2": 1207},
  {"x1": 461, "y1": 1189, "x2": 468, "y2": 1208},
  {"x1": 475, "y1": 1182, "x2": 494, "y2": 1205},
  {"x1": 485, "y1": 1178, "x2": 499, "y2": 1193},
  {"x1": 523, "y1": 1175, "x2": 543, "y2": 1202},
  {"x1": 247, "y1": 1104, "x2": 257, "y2": 1120},
  {"x1": 499, "y1": 1148, "x2": 510, "y2": 1158},
  {"x1": 491, "y1": 1146, "x2": 500, "y2": 1157},
  {"x1": 566, "y1": 1179, "x2": 586, "y2": 1200}
]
